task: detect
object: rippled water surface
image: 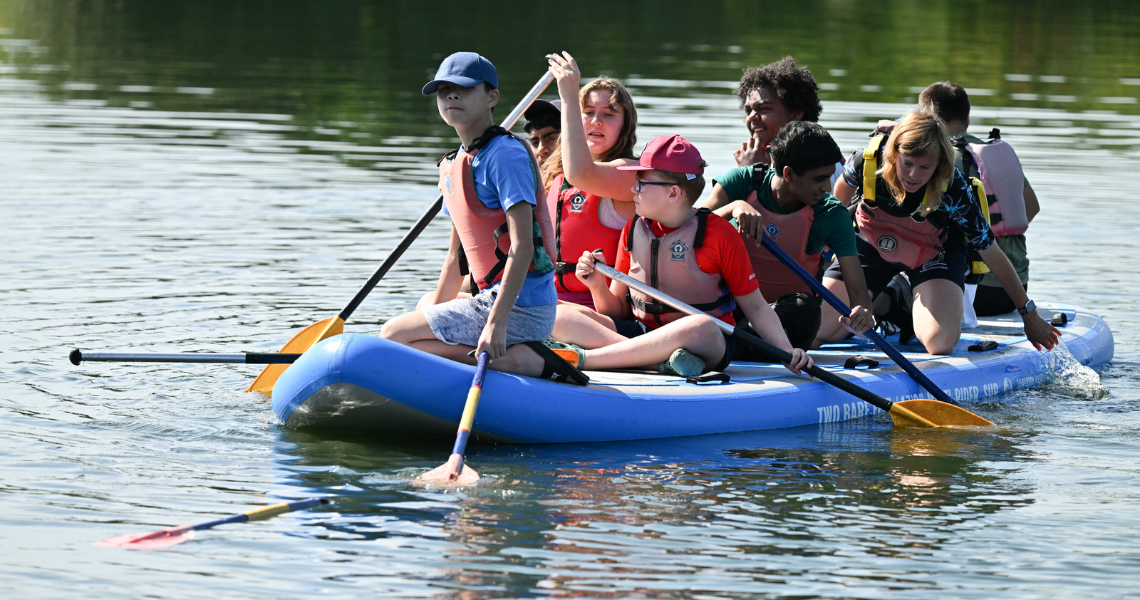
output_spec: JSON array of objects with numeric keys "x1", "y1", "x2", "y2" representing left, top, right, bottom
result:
[{"x1": 2, "y1": 1, "x2": 1139, "y2": 598}]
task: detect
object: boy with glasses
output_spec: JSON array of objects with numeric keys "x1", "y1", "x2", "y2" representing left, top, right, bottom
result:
[{"x1": 558, "y1": 134, "x2": 812, "y2": 377}]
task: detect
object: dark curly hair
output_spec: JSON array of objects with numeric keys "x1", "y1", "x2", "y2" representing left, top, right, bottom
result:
[{"x1": 733, "y1": 56, "x2": 822, "y2": 123}]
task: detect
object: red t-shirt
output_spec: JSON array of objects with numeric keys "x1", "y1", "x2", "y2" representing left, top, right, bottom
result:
[{"x1": 615, "y1": 212, "x2": 759, "y2": 327}]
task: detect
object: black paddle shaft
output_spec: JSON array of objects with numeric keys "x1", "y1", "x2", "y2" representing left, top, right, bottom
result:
[
  {"x1": 338, "y1": 196, "x2": 444, "y2": 321},
  {"x1": 729, "y1": 328, "x2": 894, "y2": 413},
  {"x1": 590, "y1": 263, "x2": 896, "y2": 414},
  {"x1": 70, "y1": 349, "x2": 302, "y2": 365}
]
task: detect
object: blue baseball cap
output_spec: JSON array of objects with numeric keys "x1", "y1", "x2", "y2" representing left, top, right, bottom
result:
[{"x1": 422, "y1": 52, "x2": 498, "y2": 96}]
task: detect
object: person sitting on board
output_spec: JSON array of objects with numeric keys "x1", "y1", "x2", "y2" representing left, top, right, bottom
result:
[
  {"x1": 731, "y1": 56, "x2": 844, "y2": 189},
  {"x1": 696, "y1": 121, "x2": 876, "y2": 353},
  {"x1": 523, "y1": 98, "x2": 561, "y2": 169},
  {"x1": 919, "y1": 81, "x2": 1040, "y2": 317},
  {"x1": 539, "y1": 52, "x2": 640, "y2": 313},
  {"x1": 380, "y1": 52, "x2": 557, "y2": 377},
  {"x1": 823, "y1": 110, "x2": 1059, "y2": 355},
  {"x1": 556, "y1": 133, "x2": 813, "y2": 378}
]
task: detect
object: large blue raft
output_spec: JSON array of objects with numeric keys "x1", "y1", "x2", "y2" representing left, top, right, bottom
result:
[{"x1": 271, "y1": 303, "x2": 1113, "y2": 443}]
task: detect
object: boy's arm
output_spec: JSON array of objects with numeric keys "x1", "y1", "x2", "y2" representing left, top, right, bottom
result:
[
  {"x1": 833, "y1": 177, "x2": 856, "y2": 206},
  {"x1": 1024, "y1": 181, "x2": 1040, "y2": 223},
  {"x1": 575, "y1": 250, "x2": 631, "y2": 319},
  {"x1": 695, "y1": 183, "x2": 733, "y2": 213},
  {"x1": 736, "y1": 289, "x2": 812, "y2": 374},
  {"x1": 476, "y1": 202, "x2": 534, "y2": 360},
  {"x1": 835, "y1": 255, "x2": 875, "y2": 335},
  {"x1": 428, "y1": 225, "x2": 466, "y2": 305}
]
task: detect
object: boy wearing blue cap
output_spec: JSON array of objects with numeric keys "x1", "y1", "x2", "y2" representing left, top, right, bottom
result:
[{"x1": 381, "y1": 52, "x2": 558, "y2": 377}]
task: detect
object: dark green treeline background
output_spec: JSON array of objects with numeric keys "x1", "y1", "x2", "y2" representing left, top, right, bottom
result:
[{"x1": 2, "y1": 0, "x2": 1138, "y2": 145}]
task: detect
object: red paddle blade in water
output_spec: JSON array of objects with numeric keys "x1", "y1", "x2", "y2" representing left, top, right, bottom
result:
[{"x1": 93, "y1": 524, "x2": 194, "y2": 549}]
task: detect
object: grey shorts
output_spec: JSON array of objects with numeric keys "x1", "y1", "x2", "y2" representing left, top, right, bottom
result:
[{"x1": 422, "y1": 290, "x2": 556, "y2": 347}]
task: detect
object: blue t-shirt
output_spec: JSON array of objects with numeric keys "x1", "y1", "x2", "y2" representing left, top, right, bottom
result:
[{"x1": 442, "y1": 134, "x2": 556, "y2": 306}]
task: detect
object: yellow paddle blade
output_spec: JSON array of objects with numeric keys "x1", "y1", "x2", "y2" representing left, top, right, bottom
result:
[
  {"x1": 889, "y1": 399, "x2": 994, "y2": 427},
  {"x1": 246, "y1": 316, "x2": 344, "y2": 396}
]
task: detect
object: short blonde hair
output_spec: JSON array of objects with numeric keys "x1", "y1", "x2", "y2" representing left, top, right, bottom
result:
[{"x1": 878, "y1": 110, "x2": 954, "y2": 215}]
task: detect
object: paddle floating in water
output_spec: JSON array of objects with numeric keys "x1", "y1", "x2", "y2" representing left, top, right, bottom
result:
[
  {"x1": 70, "y1": 349, "x2": 301, "y2": 365},
  {"x1": 414, "y1": 351, "x2": 490, "y2": 487},
  {"x1": 93, "y1": 498, "x2": 330, "y2": 549},
  {"x1": 590, "y1": 263, "x2": 993, "y2": 428}
]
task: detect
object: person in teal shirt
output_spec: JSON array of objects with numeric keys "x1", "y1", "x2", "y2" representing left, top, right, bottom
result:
[{"x1": 698, "y1": 121, "x2": 874, "y2": 352}]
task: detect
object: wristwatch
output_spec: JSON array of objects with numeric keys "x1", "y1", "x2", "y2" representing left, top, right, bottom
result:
[{"x1": 1017, "y1": 299, "x2": 1036, "y2": 315}]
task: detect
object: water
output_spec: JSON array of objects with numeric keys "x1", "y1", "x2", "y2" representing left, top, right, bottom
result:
[{"x1": 2, "y1": 1, "x2": 1139, "y2": 597}]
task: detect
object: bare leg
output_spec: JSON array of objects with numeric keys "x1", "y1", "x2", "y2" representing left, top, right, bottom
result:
[
  {"x1": 911, "y1": 279, "x2": 963, "y2": 355},
  {"x1": 551, "y1": 303, "x2": 628, "y2": 349},
  {"x1": 381, "y1": 310, "x2": 545, "y2": 377},
  {"x1": 581, "y1": 315, "x2": 725, "y2": 370},
  {"x1": 813, "y1": 277, "x2": 852, "y2": 347}
]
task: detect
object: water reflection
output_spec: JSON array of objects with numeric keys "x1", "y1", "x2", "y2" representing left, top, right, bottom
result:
[
  {"x1": 269, "y1": 423, "x2": 1037, "y2": 596},
  {"x1": 3, "y1": 0, "x2": 1139, "y2": 187},
  {"x1": 2, "y1": 1, "x2": 1137, "y2": 597}
]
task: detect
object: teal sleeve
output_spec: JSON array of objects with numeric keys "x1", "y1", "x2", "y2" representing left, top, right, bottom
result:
[
  {"x1": 711, "y1": 165, "x2": 754, "y2": 201},
  {"x1": 809, "y1": 200, "x2": 858, "y2": 257}
]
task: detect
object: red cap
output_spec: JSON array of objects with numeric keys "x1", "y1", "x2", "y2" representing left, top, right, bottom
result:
[{"x1": 617, "y1": 134, "x2": 704, "y2": 177}]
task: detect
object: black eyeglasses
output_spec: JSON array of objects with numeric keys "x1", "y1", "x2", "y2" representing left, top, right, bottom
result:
[{"x1": 634, "y1": 178, "x2": 675, "y2": 193}]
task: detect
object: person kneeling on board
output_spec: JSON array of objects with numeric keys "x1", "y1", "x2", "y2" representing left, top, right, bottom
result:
[
  {"x1": 552, "y1": 134, "x2": 812, "y2": 378},
  {"x1": 824, "y1": 110, "x2": 1058, "y2": 354},
  {"x1": 698, "y1": 121, "x2": 876, "y2": 353}
]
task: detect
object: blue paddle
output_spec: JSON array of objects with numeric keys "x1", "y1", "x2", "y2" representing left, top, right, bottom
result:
[
  {"x1": 758, "y1": 234, "x2": 961, "y2": 406},
  {"x1": 414, "y1": 351, "x2": 490, "y2": 486},
  {"x1": 94, "y1": 498, "x2": 329, "y2": 549}
]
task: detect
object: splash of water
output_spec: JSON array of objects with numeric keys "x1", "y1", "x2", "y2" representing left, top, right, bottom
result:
[{"x1": 1041, "y1": 341, "x2": 1110, "y2": 400}]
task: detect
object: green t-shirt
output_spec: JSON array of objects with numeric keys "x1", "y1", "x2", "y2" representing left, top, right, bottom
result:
[{"x1": 712, "y1": 165, "x2": 858, "y2": 258}]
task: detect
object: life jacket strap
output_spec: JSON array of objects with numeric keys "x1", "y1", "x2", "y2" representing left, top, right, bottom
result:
[
  {"x1": 969, "y1": 176, "x2": 992, "y2": 275},
  {"x1": 477, "y1": 221, "x2": 549, "y2": 288},
  {"x1": 628, "y1": 292, "x2": 735, "y2": 315},
  {"x1": 863, "y1": 134, "x2": 886, "y2": 203}
]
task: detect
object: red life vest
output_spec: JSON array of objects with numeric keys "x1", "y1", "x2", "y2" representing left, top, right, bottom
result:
[
  {"x1": 546, "y1": 173, "x2": 627, "y2": 295},
  {"x1": 439, "y1": 127, "x2": 556, "y2": 290},
  {"x1": 855, "y1": 203, "x2": 947, "y2": 269},
  {"x1": 742, "y1": 164, "x2": 818, "y2": 298},
  {"x1": 625, "y1": 209, "x2": 736, "y2": 328},
  {"x1": 956, "y1": 130, "x2": 1029, "y2": 237},
  {"x1": 855, "y1": 135, "x2": 949, "y2": 270}
]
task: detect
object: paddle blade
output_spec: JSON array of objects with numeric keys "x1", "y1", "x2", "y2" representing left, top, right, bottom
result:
[
  {"x1": 246, "y1": 316, "x2": 344, "y2": 395},
  {"x1": 413, "y1": 454, "x2": 480, "y2": 488},
  {"x1": 890, "y1": 399, "x2": 994, "y2": 427},
  {"x1": 93, "y1": 525, "x2": 194, "y2": 549}
]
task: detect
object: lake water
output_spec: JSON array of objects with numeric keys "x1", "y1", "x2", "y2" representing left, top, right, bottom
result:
[{"x1": 2, "y1": 1, "x2": 1139, "y2": 598}]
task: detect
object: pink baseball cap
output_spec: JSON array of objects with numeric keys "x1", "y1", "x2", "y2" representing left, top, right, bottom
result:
[{"x1": 617, "y1": 134, "x2": 704, "y2": 178}]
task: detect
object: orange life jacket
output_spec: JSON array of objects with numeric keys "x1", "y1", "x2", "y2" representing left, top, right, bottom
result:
[
  {"x1": 742, "y1": 164, "x2": 819, "y2": 297},
  {"x1": 625, "y1": 208, "x2": 736, "y2": 328},
  {"x1": 439, "y1": 127, "x2": 555, "y2": 290}
]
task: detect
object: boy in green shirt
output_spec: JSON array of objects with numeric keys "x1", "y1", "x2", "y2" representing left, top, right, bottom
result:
[{"x1": 698, "y1": 122, "x2": 874, "y2": 352}]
